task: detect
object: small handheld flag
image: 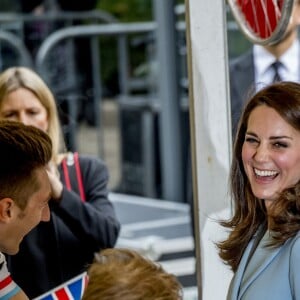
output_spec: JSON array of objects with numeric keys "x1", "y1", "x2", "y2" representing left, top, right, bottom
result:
[{"x1": 33, "y1": 272, "x2": 88, "y2": 300}]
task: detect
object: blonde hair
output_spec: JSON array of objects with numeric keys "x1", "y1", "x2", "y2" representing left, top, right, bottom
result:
[
  {"x1": 82, "y1": 248, "x2": 183, "y2": 300},
  {"x1": 0, "y1": 66, "x2": 65, "y2": 162}
]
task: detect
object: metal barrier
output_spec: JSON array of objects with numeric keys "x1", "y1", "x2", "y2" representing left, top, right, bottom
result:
[
  {"x1": 0, "y1": 4, "x2": 202, "y2": 202},
  {"x1": 0, "y1": 10, "x2": 118, "y2": 25},
  {"x1": 0, "y1": 9, "x2": 119, "y2": 150},
  {"x1": 0, "y1": 30, "x2": 33, "y2": 68},
  {"x1": 34, "y1": 9, "x2": 188, "y2": 200},
  {"x1": 35, "y1": 22, "x2": 156, "y2": 85},
  {"x1": 35, "y1": 22, "x2": 159, "y2": 197}
]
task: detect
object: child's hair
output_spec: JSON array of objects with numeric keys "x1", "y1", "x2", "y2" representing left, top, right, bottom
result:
[{"x1": 82, "y1": 248, "x2": 183, "y2": 300}]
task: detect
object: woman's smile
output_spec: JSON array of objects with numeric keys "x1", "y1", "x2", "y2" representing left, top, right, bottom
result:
[{"x1": 242, "y1": 105, "x2": 300, "y2": 208}]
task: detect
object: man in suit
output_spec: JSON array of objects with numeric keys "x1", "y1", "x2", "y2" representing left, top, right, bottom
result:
[{"x1": 230, "y1": 0, "x2": 300, "y2": 133}]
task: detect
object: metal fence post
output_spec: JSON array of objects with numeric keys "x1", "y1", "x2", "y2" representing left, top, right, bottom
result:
[{"x1": 153, "y1": 0, "x2": 183, "y2": 202}]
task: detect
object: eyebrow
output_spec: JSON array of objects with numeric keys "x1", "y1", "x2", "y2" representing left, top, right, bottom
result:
[{"x1": 245, "y1": 131, "x2": 293, "y2": 140}]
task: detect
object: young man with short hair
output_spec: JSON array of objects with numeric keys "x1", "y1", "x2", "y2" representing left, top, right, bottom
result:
[{"x1": 0, "y1": 120, "x2": 52, "y2": 300}]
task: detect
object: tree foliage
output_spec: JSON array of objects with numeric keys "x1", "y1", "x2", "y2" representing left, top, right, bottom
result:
[{"x1": 97, "y1": 0, "x2": 153, "y2": 22}]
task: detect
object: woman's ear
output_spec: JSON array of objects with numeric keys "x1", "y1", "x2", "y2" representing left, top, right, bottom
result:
[{"x1": 0, "y1": 198, "x2": 14, "y2": 222}]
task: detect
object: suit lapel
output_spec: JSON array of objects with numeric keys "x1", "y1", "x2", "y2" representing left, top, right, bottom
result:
[
  {"x1": 227, "y1": 231, "x2": 283, "y2": 300},
  {"x1": 227, "y1": 238, "x2": 254, "y2": 300},
  {"x1": 238, "y1": 233, "x2": 282, "y2": 299}
]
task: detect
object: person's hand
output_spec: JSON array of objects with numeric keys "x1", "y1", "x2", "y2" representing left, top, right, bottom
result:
[{"x1": 46, "y1": 162, "x2": 63, "y2": 202}]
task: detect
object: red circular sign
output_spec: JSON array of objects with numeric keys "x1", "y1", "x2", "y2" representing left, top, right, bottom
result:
[{"x1": 228, "y1": 0, "x2": 294, "y2": 45}]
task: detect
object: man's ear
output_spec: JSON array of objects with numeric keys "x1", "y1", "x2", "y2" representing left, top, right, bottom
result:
[{"x1": 0, "y1": 198, "x2": 14, "y2": 222}]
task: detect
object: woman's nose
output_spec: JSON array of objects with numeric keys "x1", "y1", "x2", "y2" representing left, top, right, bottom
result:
[
  {"x1": 19, "y1": 113, "x2": 31, "y2": 126},
  {"x1": 254, "y1": 144, "x2": 269, "y2": 162}
]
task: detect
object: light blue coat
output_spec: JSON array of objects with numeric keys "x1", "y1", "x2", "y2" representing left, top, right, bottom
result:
[{"x1": 227, "y1": 231, "x2": 300, "y2": 300}]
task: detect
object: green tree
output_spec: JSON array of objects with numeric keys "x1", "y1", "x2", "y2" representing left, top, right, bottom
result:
[{"x1": 97, "y1": 0, "x2": 152, "y2": 22}]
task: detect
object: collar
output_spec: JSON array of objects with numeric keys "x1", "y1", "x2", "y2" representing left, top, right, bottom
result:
[{"x1": 253, "y1": 39, "x2": 300, "y2": 81}]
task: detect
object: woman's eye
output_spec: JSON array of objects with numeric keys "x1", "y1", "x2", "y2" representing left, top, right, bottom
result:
[
  {"x1": 3, "y1": 112, "x2": 15, "y2": 118},
  {"x1": 273, "y1": 142, "x2": 288, "y2": 148},
  {"x1": 245, "y1": 137, "x2": 258, "y2": 143},
  {"x1": 29, "y1": 110, "x2": 39, "y2": 115}
]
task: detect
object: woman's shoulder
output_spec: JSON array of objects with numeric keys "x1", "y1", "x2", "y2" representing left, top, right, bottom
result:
[
  {"x1": 59, "y1": 152, "x2": 107, "y2": 173},
  {"x1": 287, "y1": 232, "x2": 300, "y2": 272},
  {"x1": 60, "y1": 152, "x2": 105, "y2": 165},
  {"x1": 292, "y1": 231, "x2": 300, "y2": 244},
  {"x1": 78, "y1": 153, "x2": 106, "y2": 167}
]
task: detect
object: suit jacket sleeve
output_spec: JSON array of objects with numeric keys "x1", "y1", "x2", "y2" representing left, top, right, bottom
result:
[{"x1": 55, "y1": 155, "x2": 120, "y2": 249}]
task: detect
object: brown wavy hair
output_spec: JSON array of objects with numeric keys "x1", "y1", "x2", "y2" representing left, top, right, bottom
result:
[
  {"x1": 82, "y1": 248, "x2": 183, "y2": 300},
  {"x1": 218, "y1": 81, "x2": 300, "y2": 272},
  {"x1": 0, "y1": 120, "x2": 52, "y2": 210}
]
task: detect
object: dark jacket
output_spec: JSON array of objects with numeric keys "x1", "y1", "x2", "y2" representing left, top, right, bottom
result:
[
  {"x1": 6, "y1": 155, "x2": 120, "y2": 298},
  {"x1": 229, "y1": 49, "x2": 255, "y2": 134}
]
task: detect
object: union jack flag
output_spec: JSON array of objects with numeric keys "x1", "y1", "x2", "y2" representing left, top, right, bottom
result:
[{"x1": 33, "y1": 272, "x2": 88, "y2": 300}]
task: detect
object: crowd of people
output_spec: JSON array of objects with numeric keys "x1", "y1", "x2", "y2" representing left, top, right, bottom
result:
[
  {"x1": 2, "y1": 0, "x2": 300, "y2": 300},
  {"x1": 0, "y1": 0, "x2": 187, "y2": 299},
  {"x1": 0, "y1": 118, "x2": 182, "y2": 300},
  {"x1": 0, "y1": 66, "x2": 120, "y2": 298},
  {"x1": 0, "y1": 66, "x2": 183, "y2": 300}
]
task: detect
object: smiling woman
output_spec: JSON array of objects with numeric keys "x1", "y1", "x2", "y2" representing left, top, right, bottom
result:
[
  {"x1": 218, "y1": 81, "x2": 300, "y2": 300},
  {"x1": 242, "y1": 105, "x2": 300, "y2": 209}
]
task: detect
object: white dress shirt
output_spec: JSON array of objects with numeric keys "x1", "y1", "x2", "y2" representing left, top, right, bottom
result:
[{"x1": 253, "y1": 39, "x2": 300, "y2": 91}]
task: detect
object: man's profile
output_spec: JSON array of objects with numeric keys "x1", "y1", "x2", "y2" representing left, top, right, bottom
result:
[{"x1": 0, "y1": 120, "x2": 52, "y2": 300}]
